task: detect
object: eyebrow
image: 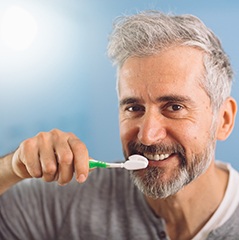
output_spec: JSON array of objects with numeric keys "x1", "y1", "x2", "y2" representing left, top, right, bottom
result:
[
  {"x1": 156, "y1": 95, "x2": 194, "y2": 104},
  {"x1": 119, "y1": 95, "x2": 195, "y2": 106},
  {"x1": 119, "y1": 97, "x2": 141, "y2": 107}
]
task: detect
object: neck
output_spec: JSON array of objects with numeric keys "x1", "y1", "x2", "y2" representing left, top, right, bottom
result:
[{"x1": 145, "y1": 161, "x2": 229, "y2": 240}]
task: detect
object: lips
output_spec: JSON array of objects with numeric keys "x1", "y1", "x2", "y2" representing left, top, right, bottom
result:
[{"x1": 127, "y1": 141, "x2": 184, "y2": 164}]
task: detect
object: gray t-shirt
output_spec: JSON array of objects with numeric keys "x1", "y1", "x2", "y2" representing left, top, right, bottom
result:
[{"x1": 0, "y1": 168, "x2": 239, "y2": 240}]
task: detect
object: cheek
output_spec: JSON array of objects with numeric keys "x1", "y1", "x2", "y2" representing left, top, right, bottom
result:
[{"x1": 176, "y1": 121, "x2": 213, "y2": 154}]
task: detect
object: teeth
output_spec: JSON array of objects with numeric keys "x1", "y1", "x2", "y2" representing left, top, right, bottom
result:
[{"x1": 144, "y1": 153, "x2": 170, "y2": 161}]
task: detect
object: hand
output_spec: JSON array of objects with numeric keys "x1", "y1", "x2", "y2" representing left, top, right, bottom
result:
[{"x1": 12, "y1": 129, "x2": 89, "y2": 185}]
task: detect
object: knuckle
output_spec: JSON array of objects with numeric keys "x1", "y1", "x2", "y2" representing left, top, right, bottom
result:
[
  {"x1": 50, "y1": 129, "x2": 65, "y2": 139},
  {"x1": 36, "y1": 131, "x2": 51, "y2": 142},
  {"x1": 20, "y1": 138, "x2": 37, "y2": 151},
  {"x1": 31, "y1": 169, "x2": 42, "y2": 178},
  {"x1": 58, "y1": 151, "x2": 73, "y2": 165},
  {"x1": 43, "y1": 162, "x2": 57, "y2": 176},
  {"x1": 67, "y1": 131, "x2": 76, "y2": 138},
  {"x1": 50, "y1": 128, "x2": 60, "y2": 135},
  {"x1": 77, "y1": 142, "x2": 89, "y2": 155},
  {"x1": 70, "y1": 138, "x2": 86, "y2": 149}
]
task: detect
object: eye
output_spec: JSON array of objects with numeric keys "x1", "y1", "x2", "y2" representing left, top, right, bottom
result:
[
  {"x1": 121, "y1": 104, "x2": 145, "y2": 119},
  {"x1": 167, "y1": 104, "x2": 183, "y2": 111},
  {"x1": 126, "y1": 105, "x2": 145, "y2": 112},
  {"x1": 162, "y1": 103, "x2": 187, "y2": 119}
]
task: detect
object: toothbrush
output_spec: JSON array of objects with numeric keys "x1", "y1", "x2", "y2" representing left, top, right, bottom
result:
[{"x1": 89, "y1": 154, "x2": 148, "y2": 170}]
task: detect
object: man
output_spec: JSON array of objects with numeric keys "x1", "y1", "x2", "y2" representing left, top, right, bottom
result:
[{"x1": 0, "y1": 11, "x2": 238, "y2": 240}]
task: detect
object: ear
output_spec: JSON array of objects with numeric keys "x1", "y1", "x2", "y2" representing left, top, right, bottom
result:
[{"x1": 217, "y1": 97, "x2": 237, "y2": 140}]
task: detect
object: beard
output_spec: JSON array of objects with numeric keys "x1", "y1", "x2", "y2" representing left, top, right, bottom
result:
[{"x1": 125, "y1": 132, "x2": 216, "y2": 199}]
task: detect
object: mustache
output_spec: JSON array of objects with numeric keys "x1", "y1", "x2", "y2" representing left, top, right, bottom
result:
[{"x1": 127, "y1": 141, "x2": 186, "y2": 165}]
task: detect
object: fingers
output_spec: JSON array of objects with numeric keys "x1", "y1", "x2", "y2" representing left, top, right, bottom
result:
[
  {"x1": 38, "y1": 133, "x2": 57, "y2": 182},
  {"x1": 53, "y1": 135, "x2": 75, "y2": 185},
  {"x1": 13, "y1": 138, "x2": 42, "y2": 179},
  {"x1": 68, "y1": 137, "x2": 89, "y2": 183},
  {"x1": 12, "y1": 129, "x2": 90, "y2": 185},
  {"x1": 52, "y1": 131, "x2": 89, "y2": 185}
]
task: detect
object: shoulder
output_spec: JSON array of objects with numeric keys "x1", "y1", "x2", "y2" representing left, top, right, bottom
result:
[
  {"x1": 208, "y1": 203, "x2": 239, "y2": 239},
  {"x1": 208, "y1": 162, "x2": 239, "y2": 239}
]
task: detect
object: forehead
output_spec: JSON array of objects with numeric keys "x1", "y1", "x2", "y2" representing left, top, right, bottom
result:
[{"x1": 118, "y1": 46, "x2": 206, "y2": 99}]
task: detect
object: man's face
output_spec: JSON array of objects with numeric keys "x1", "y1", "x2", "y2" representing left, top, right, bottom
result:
[{"x1": 118, "y1": 46, "x2": 217, "y2": 198}]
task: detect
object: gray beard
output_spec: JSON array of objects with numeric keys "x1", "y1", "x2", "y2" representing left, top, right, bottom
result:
[
  {"x1": 129, "y1": 127, "x2": 216, "y2": 199},
  {"x1": 130, "y1": 144, "x2": 214, "y2": 199}
]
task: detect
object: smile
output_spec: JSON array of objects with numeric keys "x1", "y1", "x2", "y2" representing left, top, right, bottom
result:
[{"x1": 143, "y1": 153, "x2": 171, "y2": 161}]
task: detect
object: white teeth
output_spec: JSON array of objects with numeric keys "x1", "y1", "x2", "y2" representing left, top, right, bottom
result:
[{"x1": 144, "y1": 153, "x2": 170, "y2": 161}]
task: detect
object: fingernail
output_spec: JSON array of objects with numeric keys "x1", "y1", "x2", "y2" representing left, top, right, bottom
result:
[
  {"x1": 77, "y1": 174, "x2": 86, "y2": 183},
  {"x1": 58, "y1": 182, "x2": 67, "y2": 186}
]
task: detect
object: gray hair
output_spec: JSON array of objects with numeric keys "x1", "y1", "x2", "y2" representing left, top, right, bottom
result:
[{"x1": 107, "y1": 10, "x2": 233, "y2": 111}]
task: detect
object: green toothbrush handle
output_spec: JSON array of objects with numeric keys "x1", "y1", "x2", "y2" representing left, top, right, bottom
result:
[{"x1": 89, "y1": 160, "x2": 108, "y2": 169}]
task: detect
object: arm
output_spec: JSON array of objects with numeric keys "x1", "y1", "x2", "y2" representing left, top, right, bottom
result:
[
  {"x1": 0, "y1": 152, "x2": 22, "y2": 195},
  {"x1": 0, "y1": 129, "x2": 90, "y2": 195}
]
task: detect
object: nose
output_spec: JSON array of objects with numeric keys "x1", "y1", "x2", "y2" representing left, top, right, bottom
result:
[{"x1": 137, "y1": 111, "x2": 167, "y2": 146}]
